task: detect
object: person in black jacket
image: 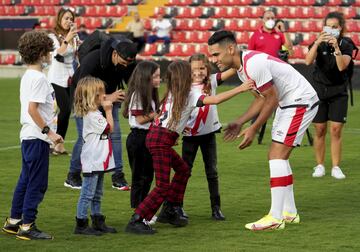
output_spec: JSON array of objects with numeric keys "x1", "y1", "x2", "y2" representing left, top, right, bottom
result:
[
  {"x1": 305, "y1": 12, "x2": 353, "y2": 180},
  {"x1": 64, "y1": 37, "x2": 138, "y2": 190}
]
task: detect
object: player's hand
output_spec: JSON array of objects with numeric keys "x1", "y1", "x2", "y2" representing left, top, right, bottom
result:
[
  {"x1": 238, "y1": 127, "x2": 256, "y2": 150},
  {"x1": 48, "y1": 131, "x2": 64, "y2": 145},
  {"x1": 223, "y1": 122, "x2": 242, "y2": 142},
  {"x1": 102, "y1": 100, "x2": 113, "y2": 112}
]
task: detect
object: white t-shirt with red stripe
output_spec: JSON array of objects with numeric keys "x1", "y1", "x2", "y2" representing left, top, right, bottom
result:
[
  {"x1": 183, "y1": 74, "x2": 222, "y2": 136},
  {"x1": 81, "y1": 110, "x2": 115, "y2": 174},
  {"x1": 154, "y1": 90, "x2": 204, "y2": 135},
  {"x1": 237, "y1": 50, "x2": 318, "y2": 107},
  {"x1": 128, "y1": 92, "x2": 156, "y2": 130}
]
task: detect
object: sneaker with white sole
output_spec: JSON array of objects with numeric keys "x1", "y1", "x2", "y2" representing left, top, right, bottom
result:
[
  {"x1": 283, "y1": 211, "x2": 300, "y2": 224},
  {"x1": 148, "y1": 215, "x2": 157, "y2": 225},
  {"x1": 331, "y1": 166, "x2": 346, "y2": 179},
  {"x1": 245, "y1": 215, "x2": 285, "y2": 231},
  {"x1": 312, "y1": 164, "x2": 325, "y2": 178}
]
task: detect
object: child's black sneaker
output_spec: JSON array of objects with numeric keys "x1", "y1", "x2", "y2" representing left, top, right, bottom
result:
[
  {"x1": 111, "y1": 172, "x2": 130, "y2": 191},
  {"x1": 91, "y1": 214, "x2": 117, "y2": 233},
  {"x1": 125, "y1": 214, "x2": 156, "y2": 235},
  {"x1": 64, "y1": 172, "x2": 82, "y2": 189},
  {"x1": 74, "y1": 217, "x2": 102, "y2": 236},
  {"x1": 2, "y1": 217, "x2": 22, "y2": 235},
  {"x1": 16, "y1": 223, "x2": 53, "y2": 240}
]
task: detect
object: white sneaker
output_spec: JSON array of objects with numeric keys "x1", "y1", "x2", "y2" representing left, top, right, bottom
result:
[
  {"x1": 148, "y1": 215, "x2": 157, "y2": 225},
  {"x1": 331, "y1": 166, "x2": 346, "y2": 179},
  {"x1": 312, "y1": 164, "x2": 325, "y2": 178}
]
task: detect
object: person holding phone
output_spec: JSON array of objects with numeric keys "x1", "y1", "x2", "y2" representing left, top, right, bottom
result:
[
  {"x1": 248, "y1": 9, "x2": 293, "y2": 59},
  {"x1": 47, "y1": 7, "x2": 79, "y2": 155},
  {"x1": 305, "y1": 11, "x2": 354, "y2": 179}
]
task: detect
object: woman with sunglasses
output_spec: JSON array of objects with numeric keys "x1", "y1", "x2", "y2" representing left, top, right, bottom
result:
[{"x1": 47, "y1": 7, "x2": 79, "y2": 155}]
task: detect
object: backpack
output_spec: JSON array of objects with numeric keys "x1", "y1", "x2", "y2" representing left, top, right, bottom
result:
[
  {"x1": 342, "y1": 37, "x2": 358, "y2": 106},
  {"x1": 78, "y1": 30, "x2": 110, "y2": 63}
]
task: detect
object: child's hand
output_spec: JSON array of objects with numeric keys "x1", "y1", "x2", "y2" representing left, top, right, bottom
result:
[
  {"x1": 102, "y1": 100, "x2": 113, "y2": 111},
  {"x1": 48, "y1": 131, "x2": 64, "y2": 145},
  {"x1": 109, "y1": 90, "x2": 125, "y2": 103},
  {"x1": 240, "y1": 79, "x2": 256, "y2": 92}
]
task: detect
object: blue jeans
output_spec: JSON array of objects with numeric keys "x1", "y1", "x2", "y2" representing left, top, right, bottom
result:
[
  {"x1": 147, "y1": 35, "x2": 171, "y2": 45},
  {"x1": 11, "y1": 139, "x2": 49, "y2": 224},
  {"x1": 69, "y1": 103, "x2": 123, "y2": 174},
  {"x1": 76, "y1": 173, "x2": 104, "y2": 219}
]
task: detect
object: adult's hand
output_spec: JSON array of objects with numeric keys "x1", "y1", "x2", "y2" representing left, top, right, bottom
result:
[
  {"x1": 108, "y1": 90, "x2": 125, "y2": 103},
  {"x1": 223, "y1": 122, "x2": 242, "y2": 142},
  {"x1": 238, "y1": 126, "x2": 256, "y2": 150}
]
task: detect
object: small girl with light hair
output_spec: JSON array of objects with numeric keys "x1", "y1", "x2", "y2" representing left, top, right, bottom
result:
[{"x1": 73, "y1": 76, "x2": 117, "y2": 236}]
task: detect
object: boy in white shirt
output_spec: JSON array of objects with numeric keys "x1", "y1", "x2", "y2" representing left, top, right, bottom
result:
[{"x1": 2, "y1": 31, "x2": 63, "y2": 240}]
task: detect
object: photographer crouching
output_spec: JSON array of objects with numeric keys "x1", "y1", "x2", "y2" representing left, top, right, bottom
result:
[{"x1": 305, "y1": 11, "x2": 354, "y2": 179}]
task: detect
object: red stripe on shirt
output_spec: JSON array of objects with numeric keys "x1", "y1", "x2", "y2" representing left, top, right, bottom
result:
[
  {"x1": 103, "y1": 138, "x2": 113, "y2": 170},
  {"x1": 270, "y1": 175, "x2": 293, "y2": 187},
  {"x1": 258, "y1": 81, "x2": 273, "y2": 92},
  {"x1": 131, "y1": 109, "x2": 144, "y2": 116},
  {"x1": 284, "y1": 107, "x2": 306, "y2": 146},
  {"x1": 190, "y1": 104, "x2": 210, "y2": 136},
  {"x1": 243, "y1": 50, "x2": 262, "y2": 80},
  {"x1": 103, "y1": 123, "x2": 110, "y2": 134}
]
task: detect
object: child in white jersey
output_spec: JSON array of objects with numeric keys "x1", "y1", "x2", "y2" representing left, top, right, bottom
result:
[
  {"x1": 2, "y1": 31, "x2": 63, "y2": 240},
  {"x1": 73, "y1": 77, "x2": 117, "y2": 236},
  {"x1": 180, "y1": 53, "x2": 237, "y2": 221},
  {"x1": 125, "y1": 60, "x2": 255, "y2": 235},
  {"x1": 122, "y1": 61, "x2": 160, "y2": 213}
]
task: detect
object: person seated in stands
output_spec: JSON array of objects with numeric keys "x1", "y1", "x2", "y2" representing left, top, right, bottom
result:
[{"x1": 147, "y1": 14, "x2": 172, "y2": 46}]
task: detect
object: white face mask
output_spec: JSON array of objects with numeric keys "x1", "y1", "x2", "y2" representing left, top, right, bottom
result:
[
  {"x1": 265, "y1": 19, "x2": 275, "y2": 29},
  {"x1": 330, "y1": 28, "x2": 340, "y2": 38}
]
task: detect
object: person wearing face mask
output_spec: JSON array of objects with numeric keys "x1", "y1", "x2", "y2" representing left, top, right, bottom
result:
[
  {"x1": 63, "y1": 37, "x2": 138, "y2": 191},
  {"x1": 305, "y1": 11, "x2": 354, "y2": 180},
  {"x1": 248, "y1": 10, "x2": 293, "y2": 59},
  {"x1": 47, "y1": 7, "x2": 79, "y2": 155}
]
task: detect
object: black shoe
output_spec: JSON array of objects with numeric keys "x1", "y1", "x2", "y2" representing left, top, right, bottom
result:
[
  {"x1": 212, "y1": 206, "x2": 225, "y2": 221},
  {"x1": 125, "y1": 214, "x2": 156, "y2": 235},
  {"x1": 112, "y1": 172, "x2": 130, "y2": 191},
  {"x1": 2, "y1": 217, "x2": 22, "y2": 235},
  {"x1": 91, "y1": 214, "x2": 117, "y2": 233},
  {"x1": 16, "y1": 223, "x2": 53, "y2": 240},
  {"x1": 157, "y1": 202, "x2": 188, "y2": 227},
  {"x1": 74, "y1": 217, "x2": 102, "y2": 236},
  {"x1": 64, "y1": 172, "x2": 82, "y2": 189}
]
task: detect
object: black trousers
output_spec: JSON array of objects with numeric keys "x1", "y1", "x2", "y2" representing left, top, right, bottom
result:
[
  {"x1": 126, "y1": 128, "x2": 154, "y2": 208},
  {"x1": 182, "y1": 132, "x2": 221, "y2": 208},
  {"x1": 52, "y1": 84, "x2": 71, "y2": 139}
]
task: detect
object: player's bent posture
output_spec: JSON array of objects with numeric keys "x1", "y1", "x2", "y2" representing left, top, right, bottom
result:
[{"x1": 208, "y1": 30, "x2": 319, "y2": 231}]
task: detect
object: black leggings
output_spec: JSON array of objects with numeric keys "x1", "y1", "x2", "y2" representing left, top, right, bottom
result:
[{"x1": 52, "y1": 84, "x2": 71, "y2": 139}]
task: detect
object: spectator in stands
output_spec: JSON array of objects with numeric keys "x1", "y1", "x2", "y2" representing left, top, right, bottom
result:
[
  {"x1": 77, "y1": 24, "x2": 89, "y2": 41},
  {"x1": 147, "y1": 14, "x2": 172, "y2": 46},
  {"x1": 126, "y1": 12, "x2": 145, "y2": 53},
  {"x1": 305, "y1": 11, "x2": 353, "y2": 180},
  {"x1": 47, "y1": 7, "x2": 79, "y2": 155},
  {"x1": 64, "y1": 38, "x2": 138, "y2": 192},
  {"x1": 248, "y1": 9, "x2": 293, "y2": 59}
]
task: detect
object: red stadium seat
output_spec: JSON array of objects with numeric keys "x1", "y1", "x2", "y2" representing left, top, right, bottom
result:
[
  {"x1": 180, "y1": 44, "x2": 195, "y2": 56},
  {"x1": 153, "y1": 7, "x2": 165, "y2": 16},
  {"x1": 276, "y1": 7, "x2": 289, "y2": 19},
  {"x1": 349, "y1": 33, "x2": 360, "y2": 46},
  {"x1": 237, "y1": 19, "x2": 251, "y2": 31},
  {"x1": 141, "y1": 44, "x2": 157, "y2": 56},
  {"x1": 165, "y1": 44, "x2": 183, "y2": 56},
  {"x1": 195, "y1": 31, "x2": 212, "y2": 43},
  {"x1": 195, "y1": 44, "x2": 209, "y2": 55},
  {"x1": 287, "y1": 21, "x2": 303, "y2": 32},
  {"x1": 197, "y1": 19, "x2": 213, "y2": 31},
  {"x1": 172, "y1": 31, "x2": 186, "y2": 42},
  {"x1": 302, "y1": 0, "x2": 315, "y2": 4},
  {"x1": 3, "y1": 54, "x2": 16, "y2": 65},
  {"x1": 226, "y1": 7, "x2": 240, "y2": 18},
  {"x1": 264, "y1": 0, "x2": 289, "y2": 5},
  {"x1": 347, "y1": 20, "x2": 360, "y2": 33},
  {"x1": 238, "y1": 6, "x2": 251, "y2": 17},
  {"x1": 300, "y1": 33, "x2": 317, "y2": 46},
  {"x1": 184, "y1": 31, "x2": 196, "y2": 42},
  {"x1": 224, "y1": 19, "x2": 238, "y2": 30},
  {"x1": 288, "y1": 7, "x2": 302, "y2": 19},
  {"x1": 235, "y1": 32, "x2": 249, "y2": 44},
  {"x1": 326, "y1": 0, "x2": 342, "y2": 5},
  {"x1": 14, "y1": 6, "x2": 25, "y2": 16},
  {"x1": 213, "y1": 7, "x2": 227, "y2": 18},
  {"x1": 248, "y1": 19, "x2": 261, "y2": 31},
  {"x1": 143, "y1": 19, "x2": 151, "y2": 30},
  {"x1": 302, "y1": 20, "x2": 318, "y2": 32},
  {"x1": 291, "y1": 45, "x2": 307, "y2": 59},
  {"x1": 249, "y1": 6, "x2": 264, "y2": 18},
  {"x1": 314, "y1": 7, "x2": 330, "y2": 19},
  {"x1": 173, "y1": 19, "x2": 189, "y2": 30},
  {"x1": 177, "y1": 7, "x2": 192, "y2": 18},
  {"x1": 342, "y1": 7, "x2": 356, "y2": 19},
  {"x1": 84, "y1": 6, "x2": 97, "y2": 17}
]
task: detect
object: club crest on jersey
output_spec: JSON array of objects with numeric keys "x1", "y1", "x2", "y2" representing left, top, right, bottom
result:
[{"x1": 100, "y1": 133, "x2": 108, "y2": 140}]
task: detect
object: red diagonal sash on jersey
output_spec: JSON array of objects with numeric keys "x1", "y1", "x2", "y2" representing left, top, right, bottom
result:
[
  {"x1": 103, "y1": 123, "x2": 113, "y2": 170},
  {"x1": 191, "y1": 105, "x2": 210, "y2": 135}
]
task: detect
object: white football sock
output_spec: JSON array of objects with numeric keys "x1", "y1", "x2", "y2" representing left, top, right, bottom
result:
[{"x1": 283, "y1": 160, "x2": 297, "y2": 214}]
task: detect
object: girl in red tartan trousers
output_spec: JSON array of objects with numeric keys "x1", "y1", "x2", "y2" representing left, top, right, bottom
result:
[
  {"x1": 125, "y1": 60, "x2": 255, "y2": 235},
  {"x1": 178, "y1": 53, "x2": 237, "y2": 221},
  {"x1": 122, "y1": 61, "x2": 160, "y2": 221}
]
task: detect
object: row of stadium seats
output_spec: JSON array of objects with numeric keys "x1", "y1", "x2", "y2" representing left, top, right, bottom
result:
[
  {"x1": 0, "y1": 0, "x2": 140, "y2": 5},
  {"x1": 166, "y1": 0, "x2": 358, "y2": 6},
  {"x1": 0, "y1": 5, "x2": 128, "y2": 17},
  {"x1": 154, "y1": 6, "x2": 359, "y2": 19}
]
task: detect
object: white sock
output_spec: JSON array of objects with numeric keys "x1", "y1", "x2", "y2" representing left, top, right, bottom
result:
[
  {"x1": 269, "y1": 159, "x2": 289, "y2": 220},
  {"x1": 283, "y1": 160, "x2": 297, "y2": 214}
]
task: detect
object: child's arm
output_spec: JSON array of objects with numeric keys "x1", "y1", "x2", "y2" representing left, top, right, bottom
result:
[
  {"x1": 102, "y1": 100, "x2": 114, "y2": 133},
  {"x1": 218, "y1": 68, "x2": 237, "y2": 83},
  {"x1": 135, "y1": 112, "x2": 157, "y2": 125},
  {"x1": 201, "y1": 79, "x2": 255, "y2": 106},
  {"x1": 28, "y1": 102, "x2": 63, "y2": 144}
]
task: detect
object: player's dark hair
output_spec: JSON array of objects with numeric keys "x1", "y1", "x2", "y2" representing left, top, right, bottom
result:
[{"x1": 208, "y1": 30, "x2": 236, "y2": 46}]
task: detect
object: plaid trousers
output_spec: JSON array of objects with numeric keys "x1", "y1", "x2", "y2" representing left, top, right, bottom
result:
[{"x1": 135, "y1": 126, "x2": 191, "y2": 221}]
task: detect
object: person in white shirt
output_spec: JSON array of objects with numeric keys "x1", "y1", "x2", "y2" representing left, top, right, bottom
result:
[
  {"x1": 73, "y1": 76, "x2": 117, "y2": 235},
  {"x1": 147, "y1": 14, "x2": 172, "y2": 45},
  {"x1": 122, "y1": 61, "x2": 160, "y2": 211},
  {"x1": 2, "y1": 31, "x2": 63, "y2": 240},
  {"x1": 47, "y1": 7, "x2": 79, "y2": 155},
  {"x1": 125, "y1": 60, "x2": 255, "y2": 235},
  {"x1": 208, "y1": 30, "x2": 319, "y2": 231},
  {"x1": 180, "y1": 53, "x2": 237, "y2": 221}
]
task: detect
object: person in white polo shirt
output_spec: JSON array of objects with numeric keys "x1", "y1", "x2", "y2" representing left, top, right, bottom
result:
[{"x1": 147, "y1": 14, "x2": 172, "y2": 46}]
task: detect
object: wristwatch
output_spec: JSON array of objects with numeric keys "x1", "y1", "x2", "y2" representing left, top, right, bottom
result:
[{"x1": 41, "y1": 126, "x2": 50, "y2": 134}]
